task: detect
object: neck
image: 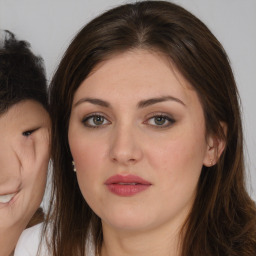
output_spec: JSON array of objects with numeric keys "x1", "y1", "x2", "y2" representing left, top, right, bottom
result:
[
  {"x1": 0, "y1": 225, "x2": 24, "y2": 256},
  {"x1": 100, "y1": 222, "x2": 183, "y2": 256}
]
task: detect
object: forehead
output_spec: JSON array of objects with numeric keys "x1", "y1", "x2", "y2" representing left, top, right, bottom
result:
[
  {"x1": 74, "y1": 49, "x2": 197, "y2": 107},
  {"x1": 0, "y1": 100, "x2": 49, "y2": 133}
]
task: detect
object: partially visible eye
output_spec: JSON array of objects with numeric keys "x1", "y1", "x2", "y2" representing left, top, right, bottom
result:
[
  {"x1": 145, "y1": 114, "x2": 175, "y2": 128},
  {"x1": 82, "y1": 114, "x2": 111, "y2": 128},
  {"x1": 22, "y1": 129, "x2": 35, "y2": 137}
]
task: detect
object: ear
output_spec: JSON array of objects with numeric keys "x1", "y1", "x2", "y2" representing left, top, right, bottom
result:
[{"x1": 203, "y1": 122, "x2": 227, "y2": 167}]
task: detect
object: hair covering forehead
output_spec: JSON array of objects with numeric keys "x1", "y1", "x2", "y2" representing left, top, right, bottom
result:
[{"x1": 0, "y1": 30, "x2": 48, "y2": 114}]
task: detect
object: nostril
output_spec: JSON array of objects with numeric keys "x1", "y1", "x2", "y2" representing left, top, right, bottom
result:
[
  {"x1": 110, "y1": 153, "x2": 139, "y2": 165},
  {"x1": 109, "y1": 131, "x2": 143, "y2": 164}
]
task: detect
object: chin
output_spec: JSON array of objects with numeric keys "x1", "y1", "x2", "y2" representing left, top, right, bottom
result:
[
  {"x1": 0, "y1": 213, "x2": 23, "y2": 230},
  {"x1": 102, "y1": 211, "x2": 155, "y2": 232}
]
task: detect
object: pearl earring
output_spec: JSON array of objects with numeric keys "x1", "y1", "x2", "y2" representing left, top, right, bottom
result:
[{"x1": 72, "y1": 161, "x2": 76, "y2": 172}]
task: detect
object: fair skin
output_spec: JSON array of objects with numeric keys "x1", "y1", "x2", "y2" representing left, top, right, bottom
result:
[
  {"x1": 0, "y1": 100, "x2": 50, "y2": 256},
  {"x1": 68, "y1": 49, "x2": 224, "y2": 256}
]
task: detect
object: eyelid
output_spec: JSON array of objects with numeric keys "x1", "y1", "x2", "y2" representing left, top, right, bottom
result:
[
  {"x1": 82, "y1": 112, "x2": 110, "y2": 122},
  {"x1": 22, "y1": 127, "x2": 39, "y2": 137}
]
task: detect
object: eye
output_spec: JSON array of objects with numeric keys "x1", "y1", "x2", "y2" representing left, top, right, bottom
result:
[
  {"x1": 82, "y1": 114, "x2": 111, "y2": 128},
  {"x1": 22, "y1": 129, "x2": 36, "y2": 137},
  {"x1": 145, "y1": 114, "x2": 175, "y2": 128}
]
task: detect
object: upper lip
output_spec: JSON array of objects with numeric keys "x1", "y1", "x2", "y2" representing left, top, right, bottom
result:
[
  {"x1": 0, "y1": 184, "x2": 21, "y2": 197},
  {"x1": 0, "y1": 189, "x2": 20, "y2": 197},
  {"x1": 104, "y1": 174, "x2": 152, "y2": 185},
  {"x1": 0, "y1": 191, "x2": 19, "y2": 196}
]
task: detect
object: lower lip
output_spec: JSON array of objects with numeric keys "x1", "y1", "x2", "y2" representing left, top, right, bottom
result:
[{"x1": 106, "y1": 184, "x2": 151, "y2": 196}]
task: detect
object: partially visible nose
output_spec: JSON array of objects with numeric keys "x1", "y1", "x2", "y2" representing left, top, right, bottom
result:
[
  {"x1": 109, "y1": 123, "x2": 143, "y2": 166},
  {"x1": 0, "y1": 138, "x2": 20, "y2": 188}
]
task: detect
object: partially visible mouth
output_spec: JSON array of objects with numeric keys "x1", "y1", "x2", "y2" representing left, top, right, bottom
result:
[
  {"x1": 105, "y1": 174, "x2": 152, "y2": 196},
  {"x1": 0, "y1": 191, "x2": 19, "y2": 206},
  {"x1": 0, "y1": 193, "x2": 16, "y2": 203}
]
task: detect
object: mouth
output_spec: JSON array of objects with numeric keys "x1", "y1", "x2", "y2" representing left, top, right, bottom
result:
[
  {"x1": 104, "y1": 174, "x2": 152, "y2": 196},
  {"x1": 0, "y1": 192, "x2": 18, "y2": 204}
]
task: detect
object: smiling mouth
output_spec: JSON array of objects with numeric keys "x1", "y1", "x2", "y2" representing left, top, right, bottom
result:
[{"x1": 0, "y1": 193, "x2": 17, "y2": 204}]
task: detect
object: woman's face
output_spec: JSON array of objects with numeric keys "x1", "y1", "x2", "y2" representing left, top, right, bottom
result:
[
  {"x1": 0, "y1": 100, "x2": 50, "y2": 231},
  {"x1": 68, "y1": 50, "x2": 214, "y2": 233}
]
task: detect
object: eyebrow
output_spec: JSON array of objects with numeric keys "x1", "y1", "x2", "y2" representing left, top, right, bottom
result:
[
  {"x1": 74, "y1": 95, "x2": 186, "y2": 108},
  {"x1": 137, "y1": 96, "x2": 186, "y2": 108},
  {"x1": 74, "y1": 98, "x2": 110, "y2": 108}
]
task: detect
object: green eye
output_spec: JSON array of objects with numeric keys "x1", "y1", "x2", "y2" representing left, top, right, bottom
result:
[
  {"x1": 82, "y1": 114, "x2": 110, "y2": 128},
  {"x1": 93, "y1": 116, "x2": 105, "y2": 125},
  {"x1": 146, "y1": 114, "x2": 175, "y2": 128},
  {"x1": 154, "y1": 116, "x2": 167, "y2": 126}
]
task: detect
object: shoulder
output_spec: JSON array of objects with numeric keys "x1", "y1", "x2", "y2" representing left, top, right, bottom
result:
[{"x1": 14, "y1": 223, "x2": 47, "y2": 256}]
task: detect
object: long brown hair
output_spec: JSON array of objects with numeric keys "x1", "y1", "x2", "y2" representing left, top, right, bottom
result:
[
  {"x1": 47, "y1": 1, "x2": 256, "y2": 255},
  {"x1": 26, "y1": 207, "x2": 44, "y2": 229}
]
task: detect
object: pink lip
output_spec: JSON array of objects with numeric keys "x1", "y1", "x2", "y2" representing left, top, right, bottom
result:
[
  {"x1": 0, "y1": 190, "x2": 18, "y2": 196},
  {"x1": 0, "y1": 182, "x2": 21, "y2": 196},
  {"x1": 104, "y1": 174, "x2": 152, "y2": 196}
]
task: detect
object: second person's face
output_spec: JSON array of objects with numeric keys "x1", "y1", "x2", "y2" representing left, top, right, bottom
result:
[
  {"x1": 68, "y1": 49, "x2": 213, "y2": 234},
  {"x1": 0, "y1": 100, "x2": 50, "y2": 232}
]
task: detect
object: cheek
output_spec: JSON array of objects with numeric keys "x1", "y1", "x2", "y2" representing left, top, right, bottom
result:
[
  {"x1": 0, "y1": 142, "x2": 21, "y2": 181},
  {"x1": 70, "y1": 139, "x2": 106, "y2": 209},
  {"x1": 70, "y1": 137, "x2": 105, "y2": 165},
  {"x1": 69, "y1": 136, "x2": 108, "y2": 186},
  {"x1": 146, "y1": 127, "x2": 207, "y2": 184},
  {"x1": 17, "y1": 134, "x2": 49, "y2": 187},
  {"x1": 143, "y1": 132, "x2": 207, "y2": 219}
]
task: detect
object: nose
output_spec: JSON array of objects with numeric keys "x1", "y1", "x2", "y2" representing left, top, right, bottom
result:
[
  {"x1": 109, "y1": 124, "x2": 143, "y2": 165},
  {"x1": 0, "y1": 139, "x2": 20, "y2": 187}
]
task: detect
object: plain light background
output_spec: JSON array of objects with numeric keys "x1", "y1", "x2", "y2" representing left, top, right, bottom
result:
[{"x1": 1, "y1": 0, "x2": 255, "y2": 204}]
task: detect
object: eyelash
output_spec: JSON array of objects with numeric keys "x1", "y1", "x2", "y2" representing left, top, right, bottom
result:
[
  {"x1": 22, "y1": 129, "x2": 37, "y2": 137},
  {"x1": 82, "y1": 113, "x2": 175, "y2": 129},
  {"x1": 144, "y1": 113, "x2": 176, "y2": 128}
]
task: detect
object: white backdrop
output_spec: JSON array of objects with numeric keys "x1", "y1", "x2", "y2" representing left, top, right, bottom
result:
[{"x1": 1, "y1": 0, "x2": 255, "y2": 202}]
